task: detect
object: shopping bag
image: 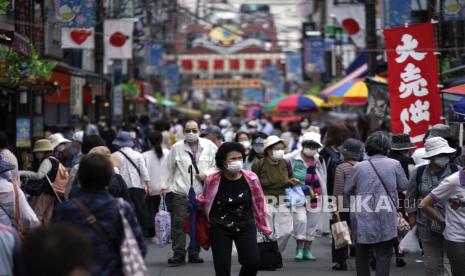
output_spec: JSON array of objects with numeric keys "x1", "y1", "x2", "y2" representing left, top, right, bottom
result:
[
  {"x1": 399, "y1": 225, "x2": 422, "y2": 253},
  {"x1": 285, "y1": 186, "x2": 306, "y2": 207},
  {"x1": 155, "y1": 198, "x2": 171, "y2": 248},
  {"x1": 331, "y1": 213, "x2": 352, "y2": 249},
  {"x1": 257, "y1": 234, "x2": 283, "y2": 271},
  {"x1": 183, "y1": 209, "x2": 210, "y2": 250}
]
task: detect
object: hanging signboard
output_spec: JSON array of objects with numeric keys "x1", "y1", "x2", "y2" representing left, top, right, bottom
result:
[{"x1": 384, "y1": 23, "x2": 442, "y2": 145}]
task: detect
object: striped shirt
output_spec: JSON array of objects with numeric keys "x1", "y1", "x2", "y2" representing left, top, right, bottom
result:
[{"x1": 334, "y1": 162, "x2": 357, "y2": 209}]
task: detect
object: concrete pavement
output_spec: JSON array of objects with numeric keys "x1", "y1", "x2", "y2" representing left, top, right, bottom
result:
[{"x1": 145, "y1": 235, "x2": 425, "y2": 275}]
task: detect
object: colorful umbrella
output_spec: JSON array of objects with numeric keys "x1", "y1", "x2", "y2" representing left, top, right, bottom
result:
[
  {"x1": 343, "y1": 82, "x2": 368, "y2": 105},
  {"x1": 275, "y1": 94, "x2": 323, "y2": 112},
  {"x1": 265, "y1": 95, "x2": 286, "y2": 112}
]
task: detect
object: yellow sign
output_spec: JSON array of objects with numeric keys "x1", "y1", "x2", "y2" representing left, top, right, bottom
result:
[
  {"x1": 209, "y1": 24, "x2": 243, "y2": 46},
  {"x1": 193, "y1": 79, "x2": 261, "y2": 89}
]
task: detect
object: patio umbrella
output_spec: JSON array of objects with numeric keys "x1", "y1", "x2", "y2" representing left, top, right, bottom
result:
[
  {"x1": 275, "y1": 94, "x2": 323, "y2": 112},
  {"x1": 343, "y1": 82, "x2": 369, "y2": 105},
  {"x1": 265, "y1": 95, "x2": 286, "y2": 112}
]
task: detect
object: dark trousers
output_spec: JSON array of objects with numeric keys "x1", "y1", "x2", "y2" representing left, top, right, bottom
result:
[
  {"x1": 332, "y1": 211, "x2": 351, "y2": 264},
  {"x1": 445, "y1": 240, "x2": 465, "y2": 276},
  {"x1": 145, "y1": 193, "x2": 173, "y2": 238},
  {"x1": 209, "y1": 225, "x2": 259, "y2": 276},
  {"x1": 355, "y1": 240, "x2": 394, "y2": 276},
  {"x1": 172, "y1": 193, "x2": 200, "y2": 256},
  {"x1": 128, "y1": 188, "x2": 148, "y2": 236}
]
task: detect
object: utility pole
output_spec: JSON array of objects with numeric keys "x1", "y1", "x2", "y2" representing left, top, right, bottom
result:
[{"x1": 365, "y1": 0, "x2": 377, "y2": 77}]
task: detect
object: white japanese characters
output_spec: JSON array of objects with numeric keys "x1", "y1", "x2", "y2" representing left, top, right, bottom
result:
[{"x1": 395, "y1": 33, "x2": 430, "y2": 135}]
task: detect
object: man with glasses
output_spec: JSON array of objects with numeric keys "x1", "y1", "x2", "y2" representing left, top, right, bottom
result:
[{"x1": 161, "y1": 120, "x2": 218, "y2": 266}]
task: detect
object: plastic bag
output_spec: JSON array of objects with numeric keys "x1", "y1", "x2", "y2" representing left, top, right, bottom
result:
[
  {"x1": 155, "y1": 198, "x2": 171, "y2": 247},
  {"x1": 399, "y1": 225, "x2": 422, "y2": 253},
  {"x1": 285, "y1": 186, "x2": 306, "y2": 207}
]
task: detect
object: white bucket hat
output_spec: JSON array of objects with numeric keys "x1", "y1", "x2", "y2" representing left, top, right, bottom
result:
[
  {"x1": 301, "y1": 132, "x2": 322, "y2": 147},
  {"x1": 48, "y1": 133, "x2": 71, "y2": 149},
  {"x1": 263, "y1": 135, "x2": 289, "y2": 152},
  {"x1": 422, "y1": 137, "x2": 456, "y2": 159}
]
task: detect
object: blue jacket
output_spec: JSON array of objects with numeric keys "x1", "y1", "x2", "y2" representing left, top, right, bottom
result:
[{"x1": 52, "y1": 191, "x2": 146, "y2": 276}]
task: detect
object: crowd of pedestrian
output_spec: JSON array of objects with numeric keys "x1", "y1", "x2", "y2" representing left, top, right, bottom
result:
[{"x1": 0, "y1": 114, "x2": 464, "y2": 276}]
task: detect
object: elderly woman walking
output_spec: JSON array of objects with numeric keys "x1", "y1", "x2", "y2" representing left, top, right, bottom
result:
[
  {"x1": 199, "y1": 142, "x2": 271, "y2": 276},
  {"x1": 344, "y1": 132, "x2": 409, "y2": 276},
  {"x1": 406, "y1": 137, "x2": 459, "y2": 276},
  {"x1": 332, "y1": 138, "x2": 364, "y2": 271}
]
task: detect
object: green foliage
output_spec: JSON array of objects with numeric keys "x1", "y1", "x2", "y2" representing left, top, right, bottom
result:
[
  {"x1": 0, "y1": 44, "x2": 56, "y2": 86},
  {"x1": 120, "y1": 79, "x2": 140, "y2": 99},
  {"x1": 0, "y1": 0, "x2": 8, "y2": 15}
]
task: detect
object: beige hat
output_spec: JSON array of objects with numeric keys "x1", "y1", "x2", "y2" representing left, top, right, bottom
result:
[
  {"x1": 33, "y1": 139, "x2": 54, "y2": 153},
  {"x1": 423, "y1": 137, "x2": 456, "y2": 159},
  {"x1": 48, "y1": 133, "x2": 71, "y2": 149},
  {"x1": 301, "y1": 132, "x2": 322, "y2": 147},
  {"x1": 88, "y1": 146, "x2": 120, "y2": 167},
  {"x1": 263, "y1": 135, "x2": 289, "y2": 152}
]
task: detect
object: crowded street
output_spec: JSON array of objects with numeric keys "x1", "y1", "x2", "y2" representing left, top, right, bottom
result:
[{"x1": 2, "y1": 0, "x2": 465, "y2": 276}]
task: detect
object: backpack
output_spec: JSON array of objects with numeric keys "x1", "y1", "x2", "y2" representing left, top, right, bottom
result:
[{"x1": 47, "y1": 157, "x2": 70, "y2": 197}]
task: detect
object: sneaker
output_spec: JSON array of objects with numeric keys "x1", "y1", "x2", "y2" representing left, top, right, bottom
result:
[
  {"x1": 168, "y1": 254, "x2": 185, "y2": 267},
  {"x1": 332, "y1": 262, "x2": 348, "y2": 271},
  {"x1": 396, "y1": 258, "x2": 406, "y2": 267},
  {"x1": 188, "y1": 254, "x2": 204, "y2": 264},
  {"x1": 303, "y1": 249, "x2": 317, "y2": 261},
  {"x1": 295, "y1": 248, "x2": 304, "y2": 261}
]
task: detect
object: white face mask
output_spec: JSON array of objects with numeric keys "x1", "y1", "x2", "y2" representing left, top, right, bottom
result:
[
  {"x1": 252, "y1": 144, "x2": 264, "y2": 154},
  {"x1": 226, "y1": 160, "x2": 243, "y2": 173},
  {"x1": 300, "y1": 121, "x2": 309, "y2": 129},
  {"x1": 185, "y1": 132, "x2": 199, "y2": 143},
  {"x1": 271, "y1": 149, "x2": 285, "y2": 160},
  {"x1": 303, "y1": 148, "x2": 317, "y2": 157},
  {"x1": 240, "y1": 141, "x2": 251, "y2": 149},
  {"x1": 433, "y1": 157, "x2": 450, "y2": 168}
]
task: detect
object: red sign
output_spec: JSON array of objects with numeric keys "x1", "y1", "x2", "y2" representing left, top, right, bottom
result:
[{"x1": 384, "y1": 23, "x2": 442, "y2": 145}]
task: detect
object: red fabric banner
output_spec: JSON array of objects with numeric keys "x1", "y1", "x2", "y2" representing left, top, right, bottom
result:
[{"x1": 384, "y1": 23, "x2": 442, "y2": 145}]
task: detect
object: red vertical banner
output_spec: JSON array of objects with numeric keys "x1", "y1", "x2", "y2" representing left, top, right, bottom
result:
[{"x1": 384, "y1": 23, "x2": 442, "y2": 145}]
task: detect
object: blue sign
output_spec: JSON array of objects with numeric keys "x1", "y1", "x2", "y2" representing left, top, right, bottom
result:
[
  {"x1": 443, "y1": 0, "x2": 465, "y2": 21},
  {"x1": 163, "y1": 63, "x2": 180, "y2": 94},
  {"x1": 381, "y1": 0, "x2": 411, "y2": 28},
  {"x1": 286, "y1": 52, "x2": 303, "y2": 82},
  {"x1": 262, "y1": 64, "x2": 284, "y2": 100},
  {"x1": 145, "y1": 42, "x2": 164, "y2": 76},
  {"x1": 57, "y1": 0, "x2": 96, "y2": 28},
  {"x1": 304, "y1": 38, "x2": 325, "y2": 76},
  {"x1": 16, "y1": 118, "x2": 31, "y2": 148}
]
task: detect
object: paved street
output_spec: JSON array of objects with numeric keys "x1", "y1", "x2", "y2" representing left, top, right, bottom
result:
[{"x1": 146, "y1": 235, "x2": 425, "y2": 275}]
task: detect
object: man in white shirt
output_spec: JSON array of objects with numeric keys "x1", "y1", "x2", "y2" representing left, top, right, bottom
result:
[
  {"x1": 161, "y1": 120, "x2": 217, "y2": 266},
  {"x1": 112, "y1": 131, "x2": 152, "y2": 236}
]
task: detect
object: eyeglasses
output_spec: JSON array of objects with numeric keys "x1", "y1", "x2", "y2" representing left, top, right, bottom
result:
[{"x1": 185, "y1": 129, "x2": 199, "y2": 134}]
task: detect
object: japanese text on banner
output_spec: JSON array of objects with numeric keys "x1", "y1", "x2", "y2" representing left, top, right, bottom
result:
[{"x1": 384, "y1": 23, "x2": 442, "y2": 145}]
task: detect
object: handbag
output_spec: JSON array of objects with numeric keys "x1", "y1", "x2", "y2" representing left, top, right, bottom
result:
[
  {"x1": 331, "y1": 212, "x2": 352, "y2": 249},
  {"x1": 257, "y1": 233, "x2": 283, "y2": 271},
  {"x1": 399, "y1": 225, "x2": 422, "y2": 253},
  {"x1": 183, "y1": 209, "x2": 210, "y2": 250},
  {"x1": 116, "y1": 198, "x2": 149, "y2": 276},
  {"x1": 154, "y1": 197, "x2": 171, "y2": 248},
  {"x1": 368, "y1": 160, "x2": 411, "y2": 238},
  {"x1": 285, "y1": 186, "x2": 307, "y2": 207}
]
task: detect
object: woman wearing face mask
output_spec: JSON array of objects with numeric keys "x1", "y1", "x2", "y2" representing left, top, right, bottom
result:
[
  {"x1": 199, "y1": 142, "x2": 271, "y2": 276},
  {"x1": 244, "y1": 132, "x2": 268, "y2": 171},
  {"x1": 406, "y1": 137, "x2": 459, "y2": 276},
  {"x1": 234, "y1": 131, "x2": 251, "y2": 156},
  {"x1": 285, "y1": 132, "x2": 327, "y2": 262},
  {"x1": 252, "y1": 135, "x2": 300, "y2": 253}
]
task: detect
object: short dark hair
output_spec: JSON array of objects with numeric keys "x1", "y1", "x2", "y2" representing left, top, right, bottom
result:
[
  {"x1": 323, "y1": 123, "x2": 351, "y2": 147},
  {"x1": 365, "y1": 131, "x2": 390, "y2": 156},
  {"x1": 289, "y1": 124, "x2": 302, "y2": 136},
  {"x1": 234, "y1": 131, "x2": 250, "y2": 142},
  {"x1": 81, "y1": 135, "x2": 106, "y2": 154},
  {"x1": 0, "y1": 131, "x2": 7, "y2": 149},
  {"x1": 184, "y1": 119, "x2": 200, "y2": 129},
  {"x1": 78, "y1": 154, "x2": 114, "y2": 191},
  {"x1": 215, "y1": 142, "x2": 246, "y2": 170},
  {"x1": 21, "y1": 224, "x2": 92, "y2": 276}
]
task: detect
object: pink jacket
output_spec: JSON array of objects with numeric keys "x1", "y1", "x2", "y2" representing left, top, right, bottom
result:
[{"x1": 198, "y1": 169, "x2": 272, "y2": 235}]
